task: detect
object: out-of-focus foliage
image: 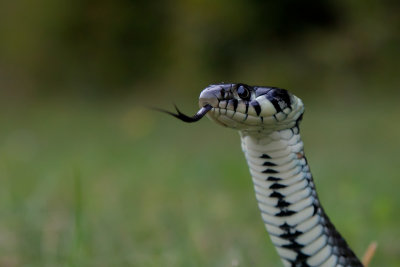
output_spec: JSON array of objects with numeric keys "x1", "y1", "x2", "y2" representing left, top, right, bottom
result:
[
  {"x1": 0, "y1": 0, "x2": 399, "y2": 99},
  {"x1": 1, "y1": 99, "x2": 400, "y2": 266},
  {"x1": 0, "y1": 1, "x2": 399, "y2": 266}
]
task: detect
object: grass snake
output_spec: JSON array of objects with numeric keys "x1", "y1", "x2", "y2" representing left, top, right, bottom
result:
[{"x1": 160, "y1": 83, "x2": 364, "y2": 266}]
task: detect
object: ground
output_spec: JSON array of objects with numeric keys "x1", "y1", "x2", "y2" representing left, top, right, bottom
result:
[{"x1": 0, "y1": 97, "x2": 399, "y2": 266}]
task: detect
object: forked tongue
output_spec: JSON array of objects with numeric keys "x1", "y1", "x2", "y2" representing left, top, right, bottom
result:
[{"x1": 157, "y1": 104, "x2": 212, "y2": 123}]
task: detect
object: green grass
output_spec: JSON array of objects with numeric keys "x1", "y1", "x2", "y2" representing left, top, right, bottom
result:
[{"x1": 0, "y1": 96, "x2": 399, "y2": 266}]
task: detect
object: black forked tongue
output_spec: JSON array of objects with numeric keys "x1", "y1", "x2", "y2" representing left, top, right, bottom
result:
[{"x1": 157, "y1": 104, "x2": 212, "y2": 123}]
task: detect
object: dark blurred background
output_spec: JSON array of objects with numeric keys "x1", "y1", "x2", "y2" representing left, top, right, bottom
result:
[
  {"x1": 1, "y1": 0, "x2": 399, "y2": 100},
  {"x1": 0, "y1": 1, "x2": 399, "y2": 266}
]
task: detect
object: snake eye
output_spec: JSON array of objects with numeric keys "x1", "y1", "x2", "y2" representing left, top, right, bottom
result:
[{"x1": 237, "y1": 85, "x2": 251, "y2": 100}]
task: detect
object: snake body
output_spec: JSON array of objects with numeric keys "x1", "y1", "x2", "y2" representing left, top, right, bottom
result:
[{"x1": 165, "y1": 83, "x2": 363, "y2": 266}]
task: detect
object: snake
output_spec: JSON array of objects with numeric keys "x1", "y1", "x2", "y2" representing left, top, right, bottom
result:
[{"x1": 160, "y1": 83, "x2": 363, "y2": 266}]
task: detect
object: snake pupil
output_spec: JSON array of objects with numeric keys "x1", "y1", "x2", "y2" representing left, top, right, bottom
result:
[{"x1": 237, "y1": 85, "x2": 250, "y2": 100}]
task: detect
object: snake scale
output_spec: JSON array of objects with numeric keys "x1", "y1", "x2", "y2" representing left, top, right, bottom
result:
[{"x1": 162, "y1": 83, "x2": 363, "y2": 266}]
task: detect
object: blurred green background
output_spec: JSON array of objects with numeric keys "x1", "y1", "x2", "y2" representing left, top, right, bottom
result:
[{"x1": 0, "y1": 0, "x2": 399, "y2": 266}]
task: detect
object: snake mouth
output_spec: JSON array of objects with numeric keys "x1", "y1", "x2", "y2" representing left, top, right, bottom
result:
[{"x1": 158, "y1": 104, "x2": 212, "y2": 123}]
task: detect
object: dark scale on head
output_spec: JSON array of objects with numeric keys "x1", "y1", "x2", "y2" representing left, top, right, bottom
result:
[
  {"x1": 231, "y1": 98, "x2": 238, "y2": 112},
  {"x1": 265, "y1": 88, "x2": 292, "y2": 112},
  {"x1": 220, "y1": 88, "x2": 226, "y2": 99},
  {"x1": 254, "y1": 87, "x2": 272, "y2": 98},
  {"x1": 260, "y1": 154, "x2": 271, "y2": 159},
  {"x1": 250, "y1": 100, "x2": 262, "y2": 116}
]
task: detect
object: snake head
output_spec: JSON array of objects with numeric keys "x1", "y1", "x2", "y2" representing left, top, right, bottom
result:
[{"x1": 198, "y1": 83, "x2": 304, "y2": 135}]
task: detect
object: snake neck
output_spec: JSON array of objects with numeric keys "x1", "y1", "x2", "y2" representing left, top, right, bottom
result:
[{"x1": 240, "y1": 126, "x2": 363, "y2": 267}]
